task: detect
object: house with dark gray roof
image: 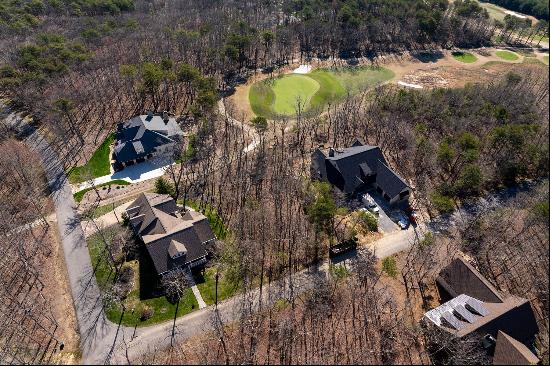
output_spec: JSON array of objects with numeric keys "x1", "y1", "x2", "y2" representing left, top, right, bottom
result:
[
  {"x1": 493, "y1": 330, "x2": 539, "y2": 365},
  {"x1": 113, "y1": 112, "x2": 183, "y2": 169},
  {"x1": 311, "y1": 139, "x2": 411, "y2": 205},
  {"x1": 126, "y1": 193, "x2": 216, "y2": 276},
  {"x1": 424, "y1": 257, "x2": 539, "y2": 362}
]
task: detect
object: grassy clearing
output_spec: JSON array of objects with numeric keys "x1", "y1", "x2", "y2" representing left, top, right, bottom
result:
[
  {"x1": 68, "y1": 134, "x2": 114, "y2": 184},
  {"x1": 73, "y1": 179, "x2": 130, "y2": 203},
  {"x1": 543, "y1": 55, "x2": 549, "y2": 65},
  {"x1": 87, "y1": 230, "x2": 199, "y2": 327},
  {"x1": 478, "y1": 1, "x2": 507, "y2": 21},
  {"x1": 495, "y1": 50, "x2": 520, "y2": 61},
  {"x1": 249, "y1": 66, "x2": 394, "y2": 119},
  {"x1": 452, "y1": 51, "x2": 478, "y2": 63},
  {"x1": 194, "y1": 267, "x2": 240, "y2": 305},
  {"x1": 271, "y1": 74, "x2": 320, "y2": 115}
]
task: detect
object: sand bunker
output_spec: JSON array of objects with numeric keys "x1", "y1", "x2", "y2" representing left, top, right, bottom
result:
[
  {"x1": 397, "y1": 81, "x2": 423, "y2": 89},
  {"x1": 503, "y1": 10, "x2": 527, "y2": 19},
  {"x1": 293, "y1": 64, "x2": 312, "y2": 74}
]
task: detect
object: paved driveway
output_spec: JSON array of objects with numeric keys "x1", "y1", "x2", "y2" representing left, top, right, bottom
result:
[{"x1": 74, "y1": 157, "x2": 173, "y2": 192}]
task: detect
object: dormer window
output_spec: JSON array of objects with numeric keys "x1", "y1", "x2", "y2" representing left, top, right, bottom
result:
[{"x1": 168, "y1": 240, "x2": 187, "y2": 260}]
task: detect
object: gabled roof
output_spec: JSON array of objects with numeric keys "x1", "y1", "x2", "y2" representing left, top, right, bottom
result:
[
  {"x1": 114, "y1": 114, "x2": 183, "y2": 163},
  {"x1": 493, "y1": 331, "x2": 539, "y2": 365},
  {"x1": 437, "y1": 257, "x2": 504, "y2": 303},
  {"x1": 424, "y1": 294, "x2": 536, "y2": 339},
  {"x1": 126, "y1": 193, "x2": 216, "y2": 275},
  {"x1": 375, "y1": 160, "x2": 410, "y2": 198},
  {"x1": 427, "y1": 257, "x2": 539, "y2": 344},
  {"x1": 318, "y1": 141, "x2": 410, "y2": 196}
]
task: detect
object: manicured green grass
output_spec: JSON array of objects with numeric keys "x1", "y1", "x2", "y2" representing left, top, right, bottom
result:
[
  {"x1": 186, "y1": 200, "x2": 229, "y2": 239},
  {"x1": 249, "y1": 66, "x2": 394, "y2": 119},
  {"x1": 543, "y1": 55, "x2": 549, "y2": 65},
  {"x1": 73, "y1": 179, "x2": 130, "y2": 203},
  {"x1": 68, "y1": 134, "x2": 114, "y2": 184},
  {"x1": 271, "y1": 74, "x2": 320, "y2": 115},
  {"x1": 495, "y1": 50, "x2": 520, "y2": 61},
  {"x1": 194, "y1": 267, "x2": 240, "y2": 305},
  {"x1": 87, "y1": 230, "x2": 199, "y2": 327},
  {"x1": 452, "y1": 51, "x2": 478, "y2": 63},
  {"x1": 249, "y1": 82, "x2": 275, "y2": 119}
]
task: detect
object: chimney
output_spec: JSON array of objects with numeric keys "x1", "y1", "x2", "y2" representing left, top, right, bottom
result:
[
  {"x1": 162, "y1": 110, "x2": 169, "y2": 124},
  {"x1": 328, "y1": 147, "x2": 335, "y2": 157}
]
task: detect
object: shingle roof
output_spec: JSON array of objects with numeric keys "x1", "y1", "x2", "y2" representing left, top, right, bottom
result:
[
  {"x1": 437, "y1": 258, "x2": 504, "y2": 303},
  {"x1": 114, "y1": 114, "x2": 183, "y2": 163},
  {"x1": 320, "y1": 142, "x2": 410, "y2": 196},
  {"x1": 493, "y1": 331, "x2": 539, "y2": 365},
  {"x1": 375, "y1": 160, "x2": 410, "y2": 198},
  {"x1": 428, "y1": 257, "x2": 539, "y2": 345},
  {"x1": 126, "y1": 193, "x2": 216, "y2": 275}
]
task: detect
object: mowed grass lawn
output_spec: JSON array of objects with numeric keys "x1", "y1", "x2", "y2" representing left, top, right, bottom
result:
[
  {"x1": 87, "y1": 229, "x2": 199, "y2": 327},
  {"x1": 452, "y1": 51, "x2": 478, "y2": 63},
  {"x1": 543, "y1": 55, "x2": 549, "y2": 65},
  {"x1": 271, "y1": 74, "x2": 320, "y2": 115},
  {"x1": 68, "y1": 134, "x2": 114, "y2": 184},
  {"x1": 249, "y1": 66, "x2": 394, "y2": 119},
  {"x1": 495, "y1": 50, "x2": 520, "y2": 61},
  {"x1": 194, "y1": 267, "x2": 240, "y2": 305}
]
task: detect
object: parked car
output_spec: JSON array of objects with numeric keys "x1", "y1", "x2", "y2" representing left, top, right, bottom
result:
[
  {"x1": 361, "y1": 193, "x2": 380, "y2": 215},
  {"x1": 329, "y1": 237, "x2": 358, "y2": 258},
  {"x1": 397, "y1": 217, "x2": 410, "y2": 230}
]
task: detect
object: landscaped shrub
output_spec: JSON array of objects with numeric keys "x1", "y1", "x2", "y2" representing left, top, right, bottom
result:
[
  {"x1": 382, "y1": 256, "x2": 398, "y2": 278},
  {"x1": 140, "y1": 306, "x2": 154, "y2": 321},
  {"x1": 154, "y1": 177, "x2": 176, "y2": 198},
  {"x1": 430, "y1": 192, "x2": 455, "y2": 214}
]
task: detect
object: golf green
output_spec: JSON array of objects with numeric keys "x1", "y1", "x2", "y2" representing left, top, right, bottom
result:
[
  {"x1": 495, "y1": 50, "x2": 519, "y2": 61},
  {"x1": 452, "y1": 51, "x2": 478, "y2": 63},
  {"x1": 249, "y1": 66, "x2": 395, "y2": 119},
  {"x1": 271, "y1": 74, "x2": 320, "y2": 114}
]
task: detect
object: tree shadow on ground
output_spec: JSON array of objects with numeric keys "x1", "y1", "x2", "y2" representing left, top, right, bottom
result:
[{"x1": 411, "y1": 50, "x2": 445, "y2": 63}]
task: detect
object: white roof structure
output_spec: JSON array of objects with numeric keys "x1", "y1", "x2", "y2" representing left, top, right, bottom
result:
[{"x1": 424, "y1": 294, "x2": 490, "y2": 330}]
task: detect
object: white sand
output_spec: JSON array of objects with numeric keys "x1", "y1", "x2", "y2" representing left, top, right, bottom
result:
[
  {"x1": 503, "y1": 10, "x2": 527, "y2": 19},
  {"x1": 293, "y1": 64, "x2": 312, "y2": 74},
  {"x1": 397, "y1": 81, "x2": 424, "y2": 89}
]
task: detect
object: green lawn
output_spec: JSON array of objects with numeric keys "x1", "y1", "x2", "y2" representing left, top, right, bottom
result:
[
  {"x1": 194, "y1": 267, "x2": 240, "y2": 305},
  {"x1": 68, "y1": 134, "x2": 114, "y2": 184},
  {"x1": 495, "y1": 50, "x2": 520, "y2": 61},
  {"x1": 249, "y1": 66, "x2": 394, "y2": 119},
  {"x1": 73, "y1": 179, "x2": 130, "y2": 203},
  {"x1": 87, "y1": 230, "x2": 199, "y2": 327},
  {"x1": 185, "y1": 200, "x2": 229, "y2": 239},
  {"x1": 84, "y1": 197, "x2": 135, "y2": 219},
  {"x1": 543, "y1": 55, "x2": 549, "y2": 65},
  {"x1": 452, "y1": 51, "x2": 478, "y2": 63},
  {"x1": 271, "y1": 74, "x2": 320, "y2": 115}
]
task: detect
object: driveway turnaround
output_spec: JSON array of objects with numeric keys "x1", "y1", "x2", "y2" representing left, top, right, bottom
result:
[{"x1": 74, "y1": 157, "x2": 173, "y2": 192}]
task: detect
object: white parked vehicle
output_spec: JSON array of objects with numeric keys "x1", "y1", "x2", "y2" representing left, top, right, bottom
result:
[{"x1": 361, "y1": 193, "x2": 380, "y2": 215}]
